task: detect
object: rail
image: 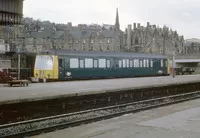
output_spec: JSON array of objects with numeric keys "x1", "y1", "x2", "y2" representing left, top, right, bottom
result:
[{"x1": 0, "y1": 91, "x2": 200, "y2": 138}]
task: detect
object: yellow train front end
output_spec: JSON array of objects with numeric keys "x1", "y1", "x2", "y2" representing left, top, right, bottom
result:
[{"x1": 33, "y1": 55, "x2": 59, "y2": 82}]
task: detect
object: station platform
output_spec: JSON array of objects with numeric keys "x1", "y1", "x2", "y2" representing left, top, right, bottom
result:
[
  {"x1": 0, "y1": 74, "x2": 200, "y2": 104},
  {"x1": 31, "y1": 98, "x2": 200, "y2": 138}
]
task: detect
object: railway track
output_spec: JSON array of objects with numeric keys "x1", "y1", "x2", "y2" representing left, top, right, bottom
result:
[{"x1": 0, "y1": 91, "x2": 200, "y2": 138}]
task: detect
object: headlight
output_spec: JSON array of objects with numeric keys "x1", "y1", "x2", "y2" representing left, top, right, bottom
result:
[{"x1": 66, "y1": 72, "x2": 71, "y2": 76}]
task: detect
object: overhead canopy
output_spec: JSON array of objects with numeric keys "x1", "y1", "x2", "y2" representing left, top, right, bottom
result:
[{"x1": 175, "y1": 59, "x2": 200, "y2": 63}]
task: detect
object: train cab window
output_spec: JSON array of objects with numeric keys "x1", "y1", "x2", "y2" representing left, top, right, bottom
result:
[
  {"x1": 79, "y1": 59, "x2": 84, "y2": 68},
  {"x1": 107, "y1": 60, "x2": 111, "y2": 68},
  {"x1": 161, "y1": 59, "x2": 164, "y2": 67},
  {"x1": 146, "y1": 59, "x2": 149, "y2": 67},
  {"x1": 99, "y1": 59, "x2": 106, "y2": 68},
  {"x1": 85, "y1": 58, "x2": 93, "y2": 68},
  {"x1": 150, "y1": 60, "x2": 153, "y2": 67},
  {"x1": 59, "y1": 59, "x2": 63, "y2": 68},
  {"x1": 130, "y1": 60, "x2": 133, "y2": 67},
  {"x1": 94, "y1": 59, "x2": 98, "y2": 68},
  {"x1": 70, "y1": 58, "x2": 79, "y2": 68},
  {"x1": 119, "y1": 60, "x2": 122, "y2": 68},
  {"x1": 126, "y1": 59, "x2": 129, "y2": 68}
]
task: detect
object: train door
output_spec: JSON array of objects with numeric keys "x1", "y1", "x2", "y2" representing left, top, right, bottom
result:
[{"x1": 58, "y1": 57, "x2": 65, "y2": 80}]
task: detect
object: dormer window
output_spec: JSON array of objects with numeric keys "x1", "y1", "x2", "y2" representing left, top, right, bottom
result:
[
  {"x1": 107, "y1": 39, "x2": 110, "y2": 44},
  {"x1": 91, "y1": 39, "x2": 94, "y2": 44},
  {"x1": 99, "y1": 40, "x2": 102, "y2": 44}
]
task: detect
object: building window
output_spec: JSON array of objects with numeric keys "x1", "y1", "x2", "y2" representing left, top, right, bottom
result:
[
  {"x1": 100, "y1": 40, "x2": 102, "y2": 44},
  {"x1": 76, "y1": 40, "x2": 79, "y2": 44},
  {"x1": 160, "y1": 48, "x2": 163, "y2": 54},
  {"x1": 91, "y1": 39, "x2": 94, "y2": 43},
  {"x1": 83, "y1": 39, "x2": 86, "y2": 44},
  {"x1": 107, "y1": 46, "x2": 110, "y2": 50},
  {"x1": 135, "y1": 37, "x2": 139, "y2": 44},
  {"x1": 100, "y1": 45, "x2": 103, "y2": 51},
  {"x1": 107, "y1": 39, "x2": 110, "y2": 44}
]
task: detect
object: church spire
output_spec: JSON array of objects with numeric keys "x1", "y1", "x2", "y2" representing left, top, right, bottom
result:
[{"x1": 115, "y1": 8, "x2": 120, "y2": 30}]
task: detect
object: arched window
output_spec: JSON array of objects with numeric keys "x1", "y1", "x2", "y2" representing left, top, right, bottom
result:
[{"x1": 135, "y1": 37, "x2": 139, "y2": 44}]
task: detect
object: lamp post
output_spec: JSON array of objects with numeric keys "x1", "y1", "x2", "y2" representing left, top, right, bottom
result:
[{"x1": 172, "y1": 51, "x2": 176, "y2": 78}]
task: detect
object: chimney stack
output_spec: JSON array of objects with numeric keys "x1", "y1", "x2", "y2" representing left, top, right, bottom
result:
[{"x1": 127, "y1": 24, "x2": 132, "y2": 50}]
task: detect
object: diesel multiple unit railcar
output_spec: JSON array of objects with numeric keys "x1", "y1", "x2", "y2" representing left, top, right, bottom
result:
[{"x1": 33, "y1": 50, "x2": 169, "y2": 81}]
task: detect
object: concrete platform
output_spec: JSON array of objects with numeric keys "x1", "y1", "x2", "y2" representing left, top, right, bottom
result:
[
  {"x1": 31, "y1": 98, "x2": 200, "y2": 138},
  {"x1": 0, "y1": 74, "x2": 200, "y2": 104}
]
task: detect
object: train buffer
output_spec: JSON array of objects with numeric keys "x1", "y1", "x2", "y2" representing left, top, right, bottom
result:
[{"x1": 7, "y1": 80, "x2": 30, "y2": 87}]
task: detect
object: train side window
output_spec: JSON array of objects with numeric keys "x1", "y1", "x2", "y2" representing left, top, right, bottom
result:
[
  {"x1": 119, "y1": 60, "x2": 122, "y2": 68},
  {"x1": 143, "y1": 59, "x2": 146, "y2": 68},
  {"x1": 161, "y1": 59, "x2": 164, "y2": 67},
  {"x1": 70, "y1": 58, "x2": 79, "y2": 68},
  {"x1": 150, "y1": 60, "x2": 153, "y2": 67},
  {"x1": 130, "y1": 60, "x2": 133, "y2": 67},
  {"x1": 134, "y1": 59, "x2": 139, "y2": 68},
  {"x1": 146, "y1": 59, "x2": 149, "y2": 67},
  {"x1": 79, "y1": 59, "x2": 84, "y2": 68},
  {"x1": 126, "y1": 59, "x2": 129, "y2": 68},
  {"x1": 59, "y1": 59, "x2": 63, "y2": 68},
  {"x1": 122, "y1": 59, "x2": 126, "y2": 68},
  {"x1": 106, "y1": 60, "x2": 111, "y2": 68},
  {"x1": 140, "y1": 60, "x2": 143, "y2": 68},
  {"x1": 98, "y1": 59, "x2": 106, "y2": 68},
  {"x1": 94, "y1": 59, "x2": 98, "y2": 68},
  {"x1": 85, "y1": 58, "x2": 93, "y2": 68}
]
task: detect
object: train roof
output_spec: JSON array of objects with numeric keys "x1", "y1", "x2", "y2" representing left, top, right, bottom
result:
[{"x1": 41, "y1": 50, "x2": 167, "y2": 59}]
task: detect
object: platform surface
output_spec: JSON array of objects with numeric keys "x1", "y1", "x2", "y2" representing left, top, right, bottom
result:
[
  {"x1": 31, "y1": 98, "x2": 200, "y2": 138},
  {"x1": 0, "y1": 74, "x2": 200, "y2": 103}
]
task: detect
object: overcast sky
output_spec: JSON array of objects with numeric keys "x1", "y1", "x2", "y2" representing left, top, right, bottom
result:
[{"x1": 24, "y1": 0, "x2": 200, "y2": 39}]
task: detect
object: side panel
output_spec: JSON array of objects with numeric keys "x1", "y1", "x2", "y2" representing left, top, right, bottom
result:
[{"x1": 58, "y1": 55, "x2": 168, "y2": 80}]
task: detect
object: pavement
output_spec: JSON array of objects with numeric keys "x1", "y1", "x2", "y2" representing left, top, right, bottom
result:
[
  {"x1": 0, "y1": 75, "x2": 200, "y2": 103},
  {"x1": 31, "y1": 99, "x2": 200, "y2": 138}
]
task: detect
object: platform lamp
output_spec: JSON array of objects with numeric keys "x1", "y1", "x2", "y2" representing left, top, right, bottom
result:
[{"x1": 172, "y1": 51, "x2": 176, "y2": 78}]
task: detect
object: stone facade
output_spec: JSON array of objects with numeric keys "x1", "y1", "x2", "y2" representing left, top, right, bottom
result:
[
  {"x1": 0, "y1": 9, "x2": 190, "y2": 64},
  {"x1": 124, "y1": 22, "x2": 185, "y2": 57}
]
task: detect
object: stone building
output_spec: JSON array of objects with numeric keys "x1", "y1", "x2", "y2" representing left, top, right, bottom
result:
[
  {"x1": 183, "y1": 41, "x2": 200, "y2": 55},
  {"x1": 0, "y1": 0, "x2": 24, "y2": 25},
  {"x1": 124, "y1": 22, "x2": 185, "y2": 57}
]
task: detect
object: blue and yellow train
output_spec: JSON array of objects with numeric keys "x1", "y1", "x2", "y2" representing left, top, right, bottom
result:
[{"x1": 33, "y1": 50, "x2": 169, "y2": 81}]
